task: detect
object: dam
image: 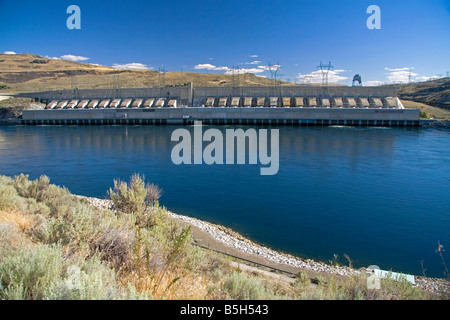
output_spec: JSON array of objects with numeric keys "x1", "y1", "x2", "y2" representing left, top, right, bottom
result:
[{"x1": 19, "y1": 83, "x2": 420, "y2": 126}]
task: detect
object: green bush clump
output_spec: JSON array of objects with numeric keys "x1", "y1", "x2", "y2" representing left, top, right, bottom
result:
[
  {"x1": 108, "y1": 174, "x2": 162, "y2": 217},
  {"x1": 0, "y1": 244, "x2": 65, "y2": 299},
  {"x1": 11, "y1": 174, "x2": 80, "y2": 217},
  {"x1": 12, "y1": 174, "x2": 49, "y2": 200},
  {"x1": 223, "y1": 271, "x2": 289, "y2": 300},
  {"x1": 44, "y1": 255, "x2": 147, "y2": 300},
  {"x1": 0, "y1": 184, "x2": 18, "y2": 210},
  {"x1": 0, "y1": 242, "x2": 146, "y2": 300}
]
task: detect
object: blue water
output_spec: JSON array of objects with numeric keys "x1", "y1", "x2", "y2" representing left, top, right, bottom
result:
[{"x1": 0, "y1": 125, "x2": 449, "y2": 278}]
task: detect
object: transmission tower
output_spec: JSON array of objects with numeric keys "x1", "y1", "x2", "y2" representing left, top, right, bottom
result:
[
  {"x1": 71, "y1": 75, "x2": 78, "y2": 91},
  {"x1": 111, "y1": 73, "x2": 121, "y2": 98},
  {"x1": 303, "y1": 74, "x2": 312, "y2": 85},
  {"x1": 231, "y1": 66, "x2": 238, "y2": 88},
  {"x1": 267, "y1": 62, "x2": 281, "y2": 86},
  {"x1": 317, "y1": 61, "x2": 334, "y2": 86},
  {"x1": 277, "y1": 71, "x2": 285, "y2": 86},
  {"x1": 159, "y1": 66, "x2": 166, "y2": 88},
  {"x1": 113, "y1": 73, "x2": 120, "y2": 89}
]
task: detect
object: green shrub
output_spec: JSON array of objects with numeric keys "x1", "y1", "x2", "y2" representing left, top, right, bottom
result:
[
  {"x1": 11, "y1": 174, "x2": 79, "y2": 217},
  {"x1": 0, "y1": 240, "x2": 146, "y2": 300},
  {"x1": 43, "y1": 255, "x2": 120, "y2": 300},
  {"x1": 0, "y1": 223, "x2": 27, "y2": 253},
  {"x1": 0, "y1": 244, "x2": 65, "y2": 300},
  {"x1": 0, "y1": 184, "x2": 18, "y2": 210},
  {"x1": 0, "y1": 175, "x2": 13, "y2": 186},
  {"x1": 11, "y1": 173, "x2": 51, "y2": 200},
  {"x1": 108, "y1": 174, "x2": 162, "y2": 217},
  {"x1": 90, "y1": 225, "x2": 135, "y2": 268},
  {"x1": 11, "y1": 173, "x2": 32, "y2": 198},
  {"x1": 109, "y1": 174, "x2": 148, "y2": 215},
  {"x1": 223, "y1": 271, "x2": 285, "y2": 300}
]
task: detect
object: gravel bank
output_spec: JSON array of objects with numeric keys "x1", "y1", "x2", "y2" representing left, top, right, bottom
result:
[{"x1": 81, "y1": 196, "x2": 449, "y2": 295}]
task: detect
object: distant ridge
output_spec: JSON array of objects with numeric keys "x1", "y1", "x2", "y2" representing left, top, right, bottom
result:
[
  {"x1": 397, "y1": 78, "x2": 450, "y2": 110},
  {"x1": 0, "y1": 53, "x2": 291, "y2": 92}
]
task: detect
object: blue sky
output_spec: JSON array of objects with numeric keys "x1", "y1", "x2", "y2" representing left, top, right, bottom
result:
[{"x1": 1, "y1": 0, "x2": 449, "y2": 85}]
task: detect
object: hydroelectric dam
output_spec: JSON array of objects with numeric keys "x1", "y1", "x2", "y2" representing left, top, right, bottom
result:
[{"x1": 18, "y1": 83, "x2": 420, "y2": 126}]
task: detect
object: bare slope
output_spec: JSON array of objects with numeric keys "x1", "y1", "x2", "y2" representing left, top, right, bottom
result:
[
  {"x1": 0, "y1": 53, "x2": 282, "y2": 92},
  {"x1": 398, "y1": 78, "x2": 450, "y2": 110}
]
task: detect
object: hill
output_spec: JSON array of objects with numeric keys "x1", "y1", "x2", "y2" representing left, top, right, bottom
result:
[
  {"x1": 0, "y1": 53, "x2": 283, "y2": 92},
  {"x1": 398, "y1": 78, "x2": 450, "y2": 110}
]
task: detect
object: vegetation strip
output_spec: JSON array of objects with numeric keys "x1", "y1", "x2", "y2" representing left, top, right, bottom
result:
[{"x1": 1, "y1": 173, "x2": 448, "y2": 299}]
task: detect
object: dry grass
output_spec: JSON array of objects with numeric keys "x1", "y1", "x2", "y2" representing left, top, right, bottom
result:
[
  {"x1": 398, "y1": 78, "x2": 450, "y2": 110},
  {"x1": 120, "y1": 267, "x2": 211, "y2": 300},
  {"x1": 0, "y1": 210, "x2": 33, "y2": 231},
  {"x1": 401, "y1": 99, "x2": 450, "y2": 120}
]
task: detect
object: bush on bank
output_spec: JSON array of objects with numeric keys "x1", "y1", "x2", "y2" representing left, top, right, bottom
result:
[{"x1": 0, "y1": 174, "x2": 440, "y2": 300}]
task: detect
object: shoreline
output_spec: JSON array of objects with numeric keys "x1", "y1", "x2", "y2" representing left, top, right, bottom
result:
[{"x1": 82, "y1": 196, "x2": 449, "y2": 295}]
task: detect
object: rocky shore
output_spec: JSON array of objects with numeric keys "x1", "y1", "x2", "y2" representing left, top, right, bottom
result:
[{"x1": 82, "y1": 196, "x2": 449, "y2": 295}]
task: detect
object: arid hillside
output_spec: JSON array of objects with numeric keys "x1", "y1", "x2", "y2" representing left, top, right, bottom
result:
[
  {"x1": 398, "y1": 78, "x2": 450, "y2": 110},
  {"x1": 0, "y1": 53, "x2": 282, "y2": 92}
]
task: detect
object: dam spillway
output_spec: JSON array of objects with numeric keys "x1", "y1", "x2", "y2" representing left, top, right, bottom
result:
[{"x1": 19, "y1": 84, "x2": 421, "y2": 126}]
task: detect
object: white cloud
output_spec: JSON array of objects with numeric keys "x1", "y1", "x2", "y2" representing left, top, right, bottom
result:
[
  {"x1": 250, "y1": 54, "x2": 258, "y2": 58},
  {"x1": 43, "y1": 54, "x2": 89, "y2": 62},
  {"x1": 297, "y1": 69, "x2": 348, "y2": 84},
  {"x1": 194, "y1": 63, "x2": 231, "y2": 72},
  {"x1": 258, "y1": 64, "x2": 281, "y2": 71},
  {"x1": 3, "y1": 51, "x2": 16, "y2": 55},
  {"x1": 385, "y1": 67, "x2": 442, "y2": 83},
  {"x1": 112, "y1": 62, "x2": 152, "y2": 70},
  {"x1": 246, "y1": 60, "x2": 262, "y2": 65},
  {"x1": 194, "y1": 63, "x2": 215, "y2": 70},
  {"x1": 194, "y1": 63, "x2": 282, "y2": 75},
  {"x1": 364, "y1": 80, "x2": 385, "y2": 86},
  {"x1": 224, "y1": 67, "x2": 265, "y2": 75},
  {"x1": 60, "y1": 54, "x2": 90, "y2": 62},
  {"x1": 385, "y1": 67, "x2": 417, "y2": 83},
  {"x1": 415, "y1": 75, "x2": 440, "y2": 82}
]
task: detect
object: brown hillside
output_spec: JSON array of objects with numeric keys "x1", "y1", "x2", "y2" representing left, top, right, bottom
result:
[
  {"x1": 398, "y1": 78, "x2": 450, "y2": 110},
  {"x1": 0, "y1": 53, "x2": 289, "y2": 92}
]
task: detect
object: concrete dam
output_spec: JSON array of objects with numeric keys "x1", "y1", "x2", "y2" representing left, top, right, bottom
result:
[{"x1": 20, "y1": 83, "x2": 420, "y2": 126}]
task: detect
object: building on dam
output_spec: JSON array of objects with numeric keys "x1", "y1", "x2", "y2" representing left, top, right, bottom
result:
[{"x1": 19, "y1": 83, "x2": 420, "y2": 126}]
